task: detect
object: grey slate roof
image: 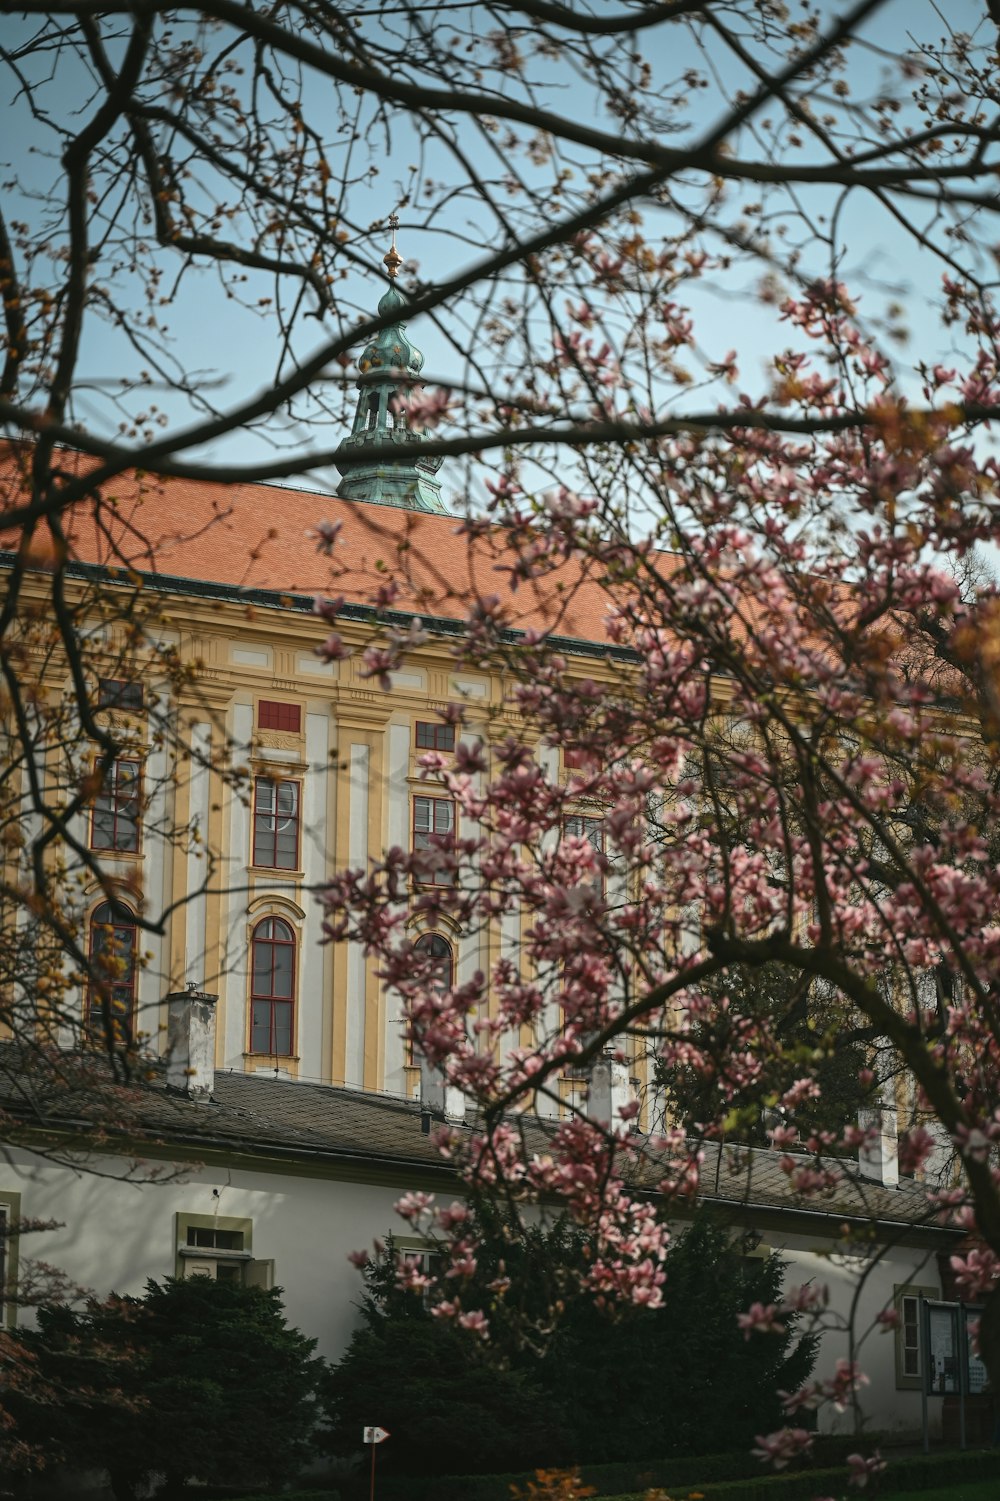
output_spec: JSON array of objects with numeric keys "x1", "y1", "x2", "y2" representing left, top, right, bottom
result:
[
  {"x1": 146, "y1": 1070, "x2": 957, "y2": 1240},
  {"x1": 152, "y1": 1070, "x2": 456, "y2": 1172},
  {"x1": 3, "y1": 1049, "x2": 959, "y2": 1240}
]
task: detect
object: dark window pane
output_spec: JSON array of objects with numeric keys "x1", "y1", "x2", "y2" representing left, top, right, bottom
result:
[
  {"x1": 117, "y1": 808, "x2": 139, "y2": 852},
  {"x1": 252, "y1": 945, "x2": 272, "y2": 992},
  {"x1": 273, "y1": 1002, "x2": 292, "y2": 1055},
  {"x1": 271, "y1": 945, "x2": 293, "y2": 999},
  {"x1": 98, "y1": 679, "x2": 144, "y2": 711},
  {"x1": 275, "y1": 833, "x2": 297, "y2": 869},
  {"x1": 251, "y1": 1001, "x2": 271, "y2": 1052},
  {"x1": 253, "y1": 779, "x2": 299, "y2": 868},
  {"x1": 416, "y1": 722, "x2": 456, "y2": 752},
  {"x1": 92, "y1": 807, "x2": 116, "y2": 849}
]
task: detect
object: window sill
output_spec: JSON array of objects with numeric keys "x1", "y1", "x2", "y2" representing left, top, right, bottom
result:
[
  {"x1": 249, "y1": 867, "x2": 305, "y2": 881},
  {"x1": 91, "y1": 847, "x2": 143, "y2": 861}
]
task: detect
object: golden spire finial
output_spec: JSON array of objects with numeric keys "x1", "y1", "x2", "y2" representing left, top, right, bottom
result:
[{"x1": 383, "y1": 212, "x2": 402, "y2": 280}]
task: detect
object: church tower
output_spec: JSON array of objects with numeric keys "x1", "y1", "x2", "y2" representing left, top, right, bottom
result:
[{"x1": 333, "y1": 217, "x2": 448, "y2": 513}]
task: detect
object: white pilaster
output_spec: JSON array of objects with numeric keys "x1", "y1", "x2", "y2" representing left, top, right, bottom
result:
[
  {"x1": 298, "y1": 711, "x2": 330, "y2": 1077},
  {"x1": 383, "y1": 723, "x2": 411, "y2": 1094},
  {"x1": 345, "y1": 742, "x2": 370, "y2": 1087},
  {"x1": 184, "y1": 721, "x2": 212, "y2": 984},
  {"x1": 223, "y1": 704, "x2": 252, "y2": 1069}
]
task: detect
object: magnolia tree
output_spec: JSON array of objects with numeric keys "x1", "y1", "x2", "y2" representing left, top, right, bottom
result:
[
  {"x1": 319, "y1": 357, "x2": 1000, "y2": 1448},
  {"x1": 4, "y1": 0, "x2": 1000, "y2": 1471}
]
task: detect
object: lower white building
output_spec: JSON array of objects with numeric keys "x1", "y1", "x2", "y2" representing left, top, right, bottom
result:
[{"x1": 0, "y1": 995, "x2": 965, "y2": 1453}]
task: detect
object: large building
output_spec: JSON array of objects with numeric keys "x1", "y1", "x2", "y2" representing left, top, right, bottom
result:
[
  {"x1": 2, "y1": 244, "x2": 631, "y2": 1114},
  {"x1": 0, "y1": 251, "x2": 971, "y2": 1448}
]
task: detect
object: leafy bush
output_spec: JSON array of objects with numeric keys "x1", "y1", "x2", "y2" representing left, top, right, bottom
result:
[
  {"x1": 4, "y1": 1276, "x2": 324, "y2": 1499},
  {"x1": 323, "y1": 1278, "x2": 571, "y2": 1476},
  {"x1": 535, "y1": 1214, "x2": 818, "y2": 1463},
  {"x1": 325, "y1": 1208, "x2": 816, "y2": 1476}
]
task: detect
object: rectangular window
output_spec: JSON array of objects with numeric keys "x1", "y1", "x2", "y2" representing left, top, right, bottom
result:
[
  {"x1": 258, "y1": 700, "x2": 302, "y2": 734},
  {"x1": 564, "y1": 814, "x2": 606, "y2": 895},
  {"x1": 415, "y1": 721, "x2": 456, "y2": 753},
  {"x1": 188, "y1": 1226, "x2": 243, "y2": 1251},
  {"x1": 251, "y1": 998, "x2": 293, "y2": 1055},
  {"x1": 0, "y1": 1192, "x2": 21, "y2": 1328},
  {"x1": 252, "y1": 778, "x2": 301, "y2": 870},
  {"x1": 175, "y1": 1212, "x2": 273, "y2": 1289},
  {"x1": 894, "y1": 1283, "x2": 937, "y2": 1389},
  {"x1": 91, "y1": 759, "x2": 141, "y2": 853},
  {"x1": 564, "y1": 746, "x2": 599, "y2": 773},
  {"x1": 564, "y1": 814, "x2": 604, "y2": 851},
  {"x1": 98, "y1": 678, "x2": 144, "y2": 711},
  {"x1": 412, "y1": 796, "x2": 456, "y2": 885}
]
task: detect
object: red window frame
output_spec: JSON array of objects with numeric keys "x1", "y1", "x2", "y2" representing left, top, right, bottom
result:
[
  {"x1": 257, "y1": 700, "x2": 302, "y2": 734},
  {"x1": 564, "y1": 745, "x2": 599, "y2": 773},
  {"x1": 412, "y1": 796, "x2": 456, "y2": 886},
  {"x1": 252, "y1": 777, "x2": 301, "y2": 870},
  {"x1": 250, "y1": 916, "x2": 295, "y2": 1055},
  {"x1": 88, "y1": 900, "x2": 137, "y2": 1041},
  {"x1": 90, "y1": 759, "x2": 141, "y2": 854},
  {"x1": 415, "y1": 721, "x2": 456, "y2": 753}
]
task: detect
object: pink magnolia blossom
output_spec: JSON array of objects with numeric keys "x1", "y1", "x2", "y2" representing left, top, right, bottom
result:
[
  {"x1": 738, "y1": 1302, "x2": 785, "y2": 1339},
  {"x1": 846, "y1": 1451, "x2": 886, "y2": 1489},
  {"x1": 751, "y1": 1428, "x2": 813, "y2": 1470},
  {"x1": 457, "y1": 1308, "x2": 490, "y2": 1339}
]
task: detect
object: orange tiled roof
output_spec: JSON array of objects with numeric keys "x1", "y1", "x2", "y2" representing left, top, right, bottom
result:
[{"x1": 2, "y1": 447, "x2": 618, "y2": 646}]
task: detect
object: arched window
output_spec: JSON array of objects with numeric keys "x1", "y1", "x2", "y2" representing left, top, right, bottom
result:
[
  {"x1": 408, "y1": 934, "x2": 454, "y2": 1066},
  {"x1": 250, "y1": 917, "x2": 295, "y2": 1055},
  {"x1": 88, "y1": 900, "x2": 137, "y2": 1040},
  {"x1": 413, "y1": 932, "x2": 454, "y2": 989}
]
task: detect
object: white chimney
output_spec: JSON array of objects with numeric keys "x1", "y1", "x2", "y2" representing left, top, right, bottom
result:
[
  {"x1": 165, "y1": 988, "x2": 218, "y2": 1098},
  {"x1": 858, "y1": 1077, "x2": 899, "y2": 1187},
  {"x1": 419, "y1": 1054, "x2": 465, "y2": 1123},
  {"x1": 585, "y1": 1053, "x2": 635, "y2": 1130}
]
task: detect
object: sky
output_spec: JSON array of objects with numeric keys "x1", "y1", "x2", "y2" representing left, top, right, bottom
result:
[{"x1": 2, "y1": 0, "x2": 998, "y2": 508}]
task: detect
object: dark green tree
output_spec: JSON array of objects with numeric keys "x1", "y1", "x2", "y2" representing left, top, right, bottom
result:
[
  {"x1": 540, "y1": 1214, "x2": 819, "y2": 1462},
  {"x1": 4, "y1": 1276, "x2": 324, "y2": 1499},
  {"x1": 325, "y1": 1208, "x2": 816, "y2": 1473},
  {"x1": 323, "y1": 1239, "x2": 573, "y2": 1477},
  {"x1": 655, "y1": 963, "x2": 876, "y2": 1150}
]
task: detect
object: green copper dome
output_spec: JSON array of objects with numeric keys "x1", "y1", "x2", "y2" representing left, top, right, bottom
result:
[
  {"x1": 356, "y1": 286, "x2": 425, "y2": 378},
  {"x1": 333, "y1": 223, "x2": 447, "y2": 513}
]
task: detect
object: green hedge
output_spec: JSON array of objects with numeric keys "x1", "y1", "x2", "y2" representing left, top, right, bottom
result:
[
  {"x1": 228, "y1": 1447, "x2": 998, "y2": 1501},
  {"x1": 595, "y1": 1449, "x2": 998, "y2": 1501},
  {"x1": 366, "y1": 1434, "x2": 880, "y2": 1501}
]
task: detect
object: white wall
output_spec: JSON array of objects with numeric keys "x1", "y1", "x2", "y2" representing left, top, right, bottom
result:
[
  {"x1": 3, "y1": 1147, "x2": 946, "y2": 1439},
  {"x1": 5, "y1": 1145, "x2": 412, "y2": 1365},
  {"x1": 771, "y1": 1228, "x2": 943, "y2": 1438}
]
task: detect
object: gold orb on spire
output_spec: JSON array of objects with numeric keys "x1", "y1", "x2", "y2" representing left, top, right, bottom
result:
[{"x1": 383, "y1": 212, "x2": 402, "y2": 280}]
